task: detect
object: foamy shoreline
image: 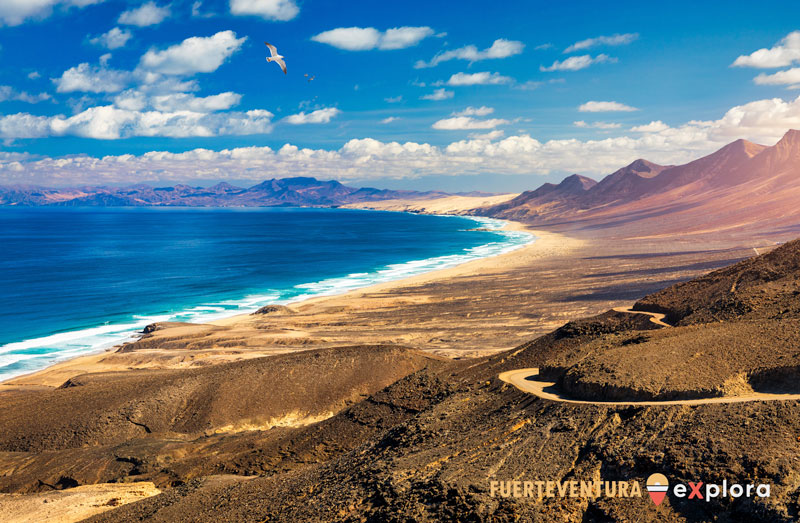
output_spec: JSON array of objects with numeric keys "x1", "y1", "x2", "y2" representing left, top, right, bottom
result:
[{"x1": 0, "y1": 213, "x2": 535, "y2": 386}]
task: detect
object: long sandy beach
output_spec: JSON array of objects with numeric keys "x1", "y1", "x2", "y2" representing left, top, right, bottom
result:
[{"x1": 1, "y1": 216, "x2": 757, "y2": 390}]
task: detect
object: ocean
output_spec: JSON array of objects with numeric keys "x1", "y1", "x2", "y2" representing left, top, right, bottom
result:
[{"x1": 0, "y1": 207, "x2": 533, "y2": 382}]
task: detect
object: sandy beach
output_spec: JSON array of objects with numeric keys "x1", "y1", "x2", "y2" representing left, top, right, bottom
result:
[{"x1": 1, "y1": 213, "x2": 758, "y2": 391}]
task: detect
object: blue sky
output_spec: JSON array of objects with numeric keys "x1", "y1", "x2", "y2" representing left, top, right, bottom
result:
[{"x1": 1, "y1": 0, "x2": 800, "y2": 190}]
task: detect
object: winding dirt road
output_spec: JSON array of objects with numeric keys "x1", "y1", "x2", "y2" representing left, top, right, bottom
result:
[
  {"x1": 498, "y1": 368, "x2": 800, "y2": 406},
  {"x1": 612, "y1": 306, "x2": 671, "y2": 328},
  {"x1": 499, "y1": 306, "x2": 800, "y2": 406}
]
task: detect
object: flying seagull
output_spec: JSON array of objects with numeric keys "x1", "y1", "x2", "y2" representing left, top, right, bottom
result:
[
  {"x1": 264, "y1": 42, "x2": 286, "y2": 74},
  {"x1": 304, "y1": 73, "x2": 315, "y2": 83}
]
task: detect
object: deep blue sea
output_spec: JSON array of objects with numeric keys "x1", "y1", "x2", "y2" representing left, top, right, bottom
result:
[{"x1": 0, "y1": 207, "x2": 533, "y2": 382}]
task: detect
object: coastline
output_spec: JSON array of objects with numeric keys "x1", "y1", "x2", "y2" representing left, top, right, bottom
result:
[
  {"x1": 211, "y1": 219, "x2": 555, "y2": 326},
  {"x1": 1, "y1": 215, "x2": 561, "y2": 389}
]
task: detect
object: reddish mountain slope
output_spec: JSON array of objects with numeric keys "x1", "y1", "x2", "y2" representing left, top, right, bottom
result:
[{"x1": 480, "y1": 129, "x2": 800, "y2": 238}]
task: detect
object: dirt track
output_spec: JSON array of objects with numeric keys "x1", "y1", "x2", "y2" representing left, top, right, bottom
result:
[
  {"x1": 499, "y1": 368, "x2": 800, "y2": 406},
  {"x1": 612, "y1": 306, "x2": 671, "y2": 327}
]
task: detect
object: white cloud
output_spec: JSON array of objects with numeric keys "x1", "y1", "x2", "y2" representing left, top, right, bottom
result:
[
  {"x1": 311, "y1": 26, "x2": 434, "y2": 51},
  {"x1": 0, "y1": 85, "x2": 51, "y2": 103},
  {"x1": 0, "y1": 0, "x2": 104, "y2": 27},
  {"x1": 574, "y1": 120, "x2": 621, "y2": 129},
  {"x1": 284, "y1": 107, "x2": 341, "y2": 124},
  {"x1": 733, "y1": 31, "x2": 800, "y2": 68},
  {"x1": 54, "y1": 62, "x2": 131, "y2": 93},
  {"x1": 0, "y1": 106, "x2": 274, "y2": 140},
  {"x1": 0, "y1": 113, "x2": 53, "y2": 138},
  {"x1": 113, "y1": 88, "x2": 241, "y2": 114},
  {"x1": 9, "y1": 95, "x2": 800, "y2": 186},
  {"x1": 420, "y1": 88, "x2": 453, "y2": 100},
  {"x1": 579, "y1": 101, "x2": 638, "y2": 112},
  {"x1": 564, "y1": 33, "x2": 638, "y2": 53},
  {"x1": 432, "y1": 116, "x2": 509, "y2": 130},
  {"x1": 138, "y1": 31, "x2": 247, "y2": 75},
  {"x1": 28, "y1": 71, "x2": 42, "y2": 79},
  {"x1": 630, "y1": 120, "x2": 669, "y2": 132},
  {"x1": 229, "y1": 0, "x2": 298, "y2": 21},
  {"x1": 381, "y1": 27, "x2": 436, "y2": 50},
  {"x1": 118, "y1": 2, "x2": 170, "y2": 27},
  {"x1": 90, "y1": 27, "x2": 132, "y2": 49},
  {"x1": 541, "y1": 54, "x2": 615, "y2": 72},
  {"x1": 150, "y1": 92, "x2": 242, "y2": 112},
  {"x1": 380, "y1": 116, "x2": 399, "y2": 124},
  {"x1": 446, "y1": 72, "x2": 513, "y2": 86},
  {"x1": 468, "y1": 129, "x2": 504, "y2": 140},
  {"x1": 454, "y1": 106, "x2": 494, "y2": 116},
  {"x1": 753, "y1": 67, "x2": 800, "y2": 87},
  {"x1": 415, "y1": 39, "x2": 524, "y2": 68}
]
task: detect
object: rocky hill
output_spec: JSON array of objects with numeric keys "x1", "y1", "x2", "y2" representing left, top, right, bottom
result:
[{"x1": 1, "y1": 238, "x2": 799, "y2": 521}]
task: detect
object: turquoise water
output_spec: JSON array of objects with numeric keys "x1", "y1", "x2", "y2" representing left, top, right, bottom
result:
[{"x1": 0, "y1": 207, "x2": 533, "y2": 381}]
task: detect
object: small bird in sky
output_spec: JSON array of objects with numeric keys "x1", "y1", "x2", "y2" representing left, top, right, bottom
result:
[
  {"x1": 304, "y1": 73, "x2": 315, "y2": 83},
  {"x1": 264, "y1": 42, "x2": 286, "y2": 74}
]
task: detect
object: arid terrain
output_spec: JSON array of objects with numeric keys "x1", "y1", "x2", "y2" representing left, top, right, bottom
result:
[{"x1": 3, "y1": 132, "x2": 800, "y2": 521}]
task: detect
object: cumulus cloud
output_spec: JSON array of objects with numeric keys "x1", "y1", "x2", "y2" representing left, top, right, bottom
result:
[
  {"x1": 384, "y1": 96, "x2": 402, "y2": 103},
  {"x1": 0, "y1": 106, "x2": 273, "y2": 140},
  {"x1": 432, "y1": 116, "x2": 509, "y2": 130},
  {"x1": 54, "y1": 62, "x2": 131, "y2": 93},
  {"x1": 630, "y1": 120, "x2": 669, "y2": 132},
  {"x1": 229, "y1": 0, "x2": 298, "y2": 21},
  {"x1": 540, "y1": 54, "x2": 615, "y2": 72},
  {"x1": 579, "y1": 101, "x2": 638, "y2": 112},
  {"x1": 284, "y1": 107, "x2": 341, "y2": 124},
  {"x1": 564, "y1": 33, "x2": 638, "y2": 53},
  {"x1": 415, "y1": 39, "x2": 524, "y2": 68},
  {"x1": 149, "y1": 92, "x2": 241, "y2": 112},
  {"x1": 573, "y1": 120, "x2": 621, "y2": 129},
  {"x1": 420, "y1": 88, "x2": 454, "y2": 100},
  {"x1": 468, "y1": 129, "x2": 504, "y2": 140},
  {"x1": 446, "y1": 72, "x2": 513, "y2": 86},
  {"x1": 138, "y1": 31, "x2": 247, "y2": 75},
  {"x1": 380, "y1": 116, "x2": 399, "y2": 124},
  {"x1": 118, "y1": 2, "x2": 170, "y2": 27},
  {"x1": 733, "y1": 31, "x2": 800, "y2": 69},
  {"x1": 0, "y1": 0, "x2": 104, "y2": 27},
  {"x1": 90, "y1": 27, "x2": 132, "y2": 49},
  {"x1": 753, "y1": 67, "x2": 800, "y2": 88},
  {"x1": 0, "y1": 85, "x2": 51, "y2": 103},
  {"x1": 311, "y1": 26, "x2": 434, "y2": 51},
  {"x1": 8, "y1": 95, "x2": 800, "y2": 187}
]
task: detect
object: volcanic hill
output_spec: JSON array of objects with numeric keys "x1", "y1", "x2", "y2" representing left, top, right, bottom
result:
[{"x1": 0, "y1": 239, "x2": 799, "y2": 520}]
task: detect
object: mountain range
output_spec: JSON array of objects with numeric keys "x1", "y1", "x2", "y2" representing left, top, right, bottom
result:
[
  {"x1": 0, "y1": 177, "x2": 459, "y2": 208},
  {"x1": 478, "y1": 129, "x2": 800, "y2": 238},
  {"x1": 4, "y1": 129, "x2": 800, "y2": 240}
]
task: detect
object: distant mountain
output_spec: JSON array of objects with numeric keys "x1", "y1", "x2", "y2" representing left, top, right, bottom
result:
[
  {"x1": 0, "y1": 177, "x2": 453, "y2": 208},
  {"x1": 482, "y1": 174, "x2": 597, "y2": 221},
  {"x1": 478, "y1": 129, "x2": 800, "y2": 237}
]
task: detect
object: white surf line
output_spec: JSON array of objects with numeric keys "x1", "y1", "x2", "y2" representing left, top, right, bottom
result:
[
  {"x1": 499, "y1": 368, "x2": 800, "y2": 406},
  {"x1": 612, "y1": 306, "x2": 672, "y2": 328}
]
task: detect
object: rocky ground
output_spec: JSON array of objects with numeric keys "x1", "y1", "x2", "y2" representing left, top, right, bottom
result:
[{"x1": 0, "y1": 239, "x2": 799, "y2": 520}]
